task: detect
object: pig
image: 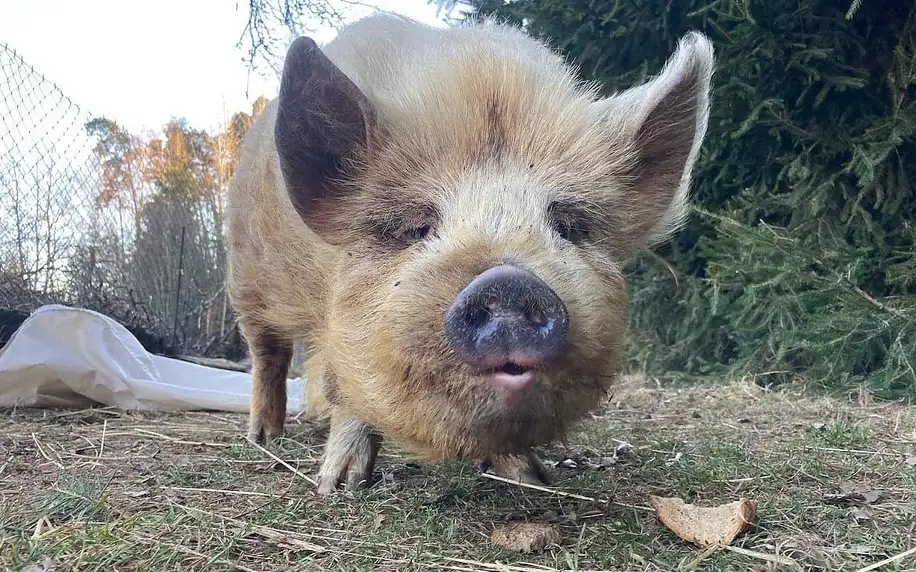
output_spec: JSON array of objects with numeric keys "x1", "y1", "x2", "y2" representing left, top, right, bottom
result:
[{"x1": 227, "y1": 13, "x2": 714, "y2": 495}]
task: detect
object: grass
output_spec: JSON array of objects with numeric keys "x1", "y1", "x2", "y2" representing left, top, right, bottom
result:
[{"x1": 1, "y1": 374, "x2": 914, "y2": 571}]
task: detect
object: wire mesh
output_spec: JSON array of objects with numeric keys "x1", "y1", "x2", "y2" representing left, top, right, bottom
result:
[{"x1": 0, "y1": 42, "x2": 246, "y2": 358}]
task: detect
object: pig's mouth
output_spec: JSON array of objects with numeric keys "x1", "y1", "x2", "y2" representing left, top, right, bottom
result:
[
  {"x1": 480, "y1": 362, "x2": 538, "y2": 391},
  {"x1": 496, "y1": 362, "x2": 529, "y2": 376}
]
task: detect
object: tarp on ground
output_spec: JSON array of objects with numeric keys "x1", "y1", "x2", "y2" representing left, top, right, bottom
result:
[{"x1": 0, "y1": 304, "x2": 304, "y2": 412}]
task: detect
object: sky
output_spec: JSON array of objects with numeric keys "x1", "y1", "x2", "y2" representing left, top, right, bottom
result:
[{"x1": 0, "y1": 0, "x2": 453, "y2": 135}]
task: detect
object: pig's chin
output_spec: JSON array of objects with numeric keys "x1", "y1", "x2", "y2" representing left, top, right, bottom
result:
[{"x1": 453, "y1": 366, "x2": 565, "y2": 454}]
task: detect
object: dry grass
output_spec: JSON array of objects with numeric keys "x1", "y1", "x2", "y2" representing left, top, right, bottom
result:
[{"x1": 1, "y1": 375, "x2": 915, "y2": 571}]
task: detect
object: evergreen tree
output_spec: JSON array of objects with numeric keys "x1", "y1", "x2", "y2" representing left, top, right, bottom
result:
[{"x1": 466, "y1": 0, "x2": 916, "y2": 400}]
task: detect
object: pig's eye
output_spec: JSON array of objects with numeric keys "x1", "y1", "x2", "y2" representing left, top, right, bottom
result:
[
  {"x1": 554, "y1": 220, "x2": 589, "y2": 244},
  {"x1": 373, "y1": 205, "x2": 438, "y2": 247},
  {"x1": 549, "y1": 201, "x2": 591, "y2": 245},
  {"x1": 382, "y1": 217, "x2": 436, "y2": 246},
  {"x1": 406, "y1": 224, "x2": 431, "y2": 240}
]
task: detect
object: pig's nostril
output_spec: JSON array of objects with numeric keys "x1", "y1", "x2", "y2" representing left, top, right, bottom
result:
[
  {"x1": 525, "y1": 307, "x2": 547, "y2": 327},
  {"x1": 444, "y1": 264, "x2": 569, "y2": 369},
  {"x1": 468, "y1": 307, "x2": 490, "y2": 328}
]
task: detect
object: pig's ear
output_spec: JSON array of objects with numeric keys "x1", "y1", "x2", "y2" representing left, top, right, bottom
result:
[
  {"x1": 274, "y1": 36, "x2": 375, "y2": 225},
  {"x1": 592, "y1": 32, "x2": 714, "y2": 253}
]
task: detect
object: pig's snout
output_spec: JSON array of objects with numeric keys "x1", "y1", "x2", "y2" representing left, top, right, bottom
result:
[{"x1": 444, "y1": 265, "x2": 569, "y2": 386}]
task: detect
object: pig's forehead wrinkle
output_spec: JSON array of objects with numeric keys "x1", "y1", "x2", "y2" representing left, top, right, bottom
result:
[
  {"x1": 366, "y1": 105, "x2": 632, "y2": 211},
  {"x1": 366, "y1": 51, "x2": 605, "y2": 157}
]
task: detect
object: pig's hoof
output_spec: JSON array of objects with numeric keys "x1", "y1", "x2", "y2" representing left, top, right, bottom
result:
[
  {"x1": 316, "y1": 463, "x2": 375, "y2": 495},
  {"x1": 247, "y1": 412, "x2": 284, "y2": 444},
  {"x1": 482, "y1": 452, "x2": 552, "y2": 486},
  {"x1": 315, "y1": 418, "x2": 381, "y2": 495},
  {"x1": 315, "y1": 454, "x2": 377, "y2": 495}
]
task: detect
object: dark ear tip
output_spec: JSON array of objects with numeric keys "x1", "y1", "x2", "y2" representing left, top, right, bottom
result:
[
  {"x1": 287, "y1": 35, "x2": 320, "y2": 56},
  {"x1": 280, "y1": 36, "x2": 323, "y2": 91}
]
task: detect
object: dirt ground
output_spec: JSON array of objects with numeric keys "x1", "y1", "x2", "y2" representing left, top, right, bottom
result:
[{"x1": 2, "y1": 375, "x2": 915, "y2": 571}]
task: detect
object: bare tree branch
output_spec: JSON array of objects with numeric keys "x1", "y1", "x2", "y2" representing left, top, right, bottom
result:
[{"x1": 235, "y1": 0, "x2": 468, "y2": 80}]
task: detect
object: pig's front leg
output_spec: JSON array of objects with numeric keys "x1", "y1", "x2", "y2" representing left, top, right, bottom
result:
[
  {"x1": 316, "y1": 411, "x2": 382, "y2": 495},
  {"x1": 244, "y1": 326, "x2": 293, "y2": 444},
  {"x1": 481, "y1": 451, "x2": 552, "y2": 486}
]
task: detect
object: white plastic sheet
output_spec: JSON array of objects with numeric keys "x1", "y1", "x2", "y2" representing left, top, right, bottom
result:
[{"x1": 0, "y1": 304, "x2": 303, "y2": 413}]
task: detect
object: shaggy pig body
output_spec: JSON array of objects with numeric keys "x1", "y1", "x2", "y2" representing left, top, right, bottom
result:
[{"x1": 227, "y1": 14, "x2": 714, "y2": 493}]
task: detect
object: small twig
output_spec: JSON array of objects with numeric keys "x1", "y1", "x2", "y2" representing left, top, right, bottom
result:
[
  {"x1": 246, "y1": 437, "x2": 318, "y2": 486},
  {"x1": 811, "y1": 255, "x2": 911, "y2": 321},
  {"x1": 31, "y1": 521, "x2": 78, "y2": 541},
  {"x1": 206, "y1": 457, "x2": 317, "y2": 465},
  {"x1": 852, "y1": 545, "x2": 916, "y2": 572},
  {"x1": 166, "y1": 486, "x2": 275, "y2": 498},
  {"x1": 98, "y1": 419, "x2": 107, "y2": 458},
  {"x1": 681, "y1": 544, "x2": 722, "y2": 571},
  {"x1": 479, "y1": 472, "x2": 654, "y2": 512},
  {"x1": 842, "y1": 276, "x2": 909, "y2": 319},
  {"x1": 31, "y1": 516, "x2": 52, "y2": 539},
  {"x1": 723, "y1": 545, "x2": 801, "y2": 568},
  {"x1": 574, "y1": 521, "x2": 587, "y2": 565},
  {"x1": 134, "y1": 428, "x2": 232, "y2": 448},
  {"x1": 50, "y1": 406, "x2": 121, "y2": 418},
  {"x1": 31, "y1": 433, "x2": 64, "y2": 470}
]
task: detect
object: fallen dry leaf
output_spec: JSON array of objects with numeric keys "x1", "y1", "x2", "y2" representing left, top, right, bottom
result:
[
  {"x1": 555, "y1": 443, "x2": 636, "y2": 472},
  {"x1": 554, "y1": 442, "x2": 636, "y2": 471},
  {"x1": 849, "y1": 506, "x2": 871, "y2": 522},
  {"x1": 649, "y1": 495, "x2": 756, "y2": 548},
  {"x1": 823, "y1": 483, "x2": 882, "y2": 505},
  {"x1": 491, "y1": 521, "x2": 562, "y2": 553},
  {"x1": 372, "y1": 513, "x2": 387, "y2": 532},
  {"x1": 904, "y1": 454, "x2": 916, "y2": 467}
]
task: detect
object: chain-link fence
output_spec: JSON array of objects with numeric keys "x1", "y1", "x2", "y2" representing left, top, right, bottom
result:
[{"x1": 0, "y1": 42, "x2": 247, "y2": 360}]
